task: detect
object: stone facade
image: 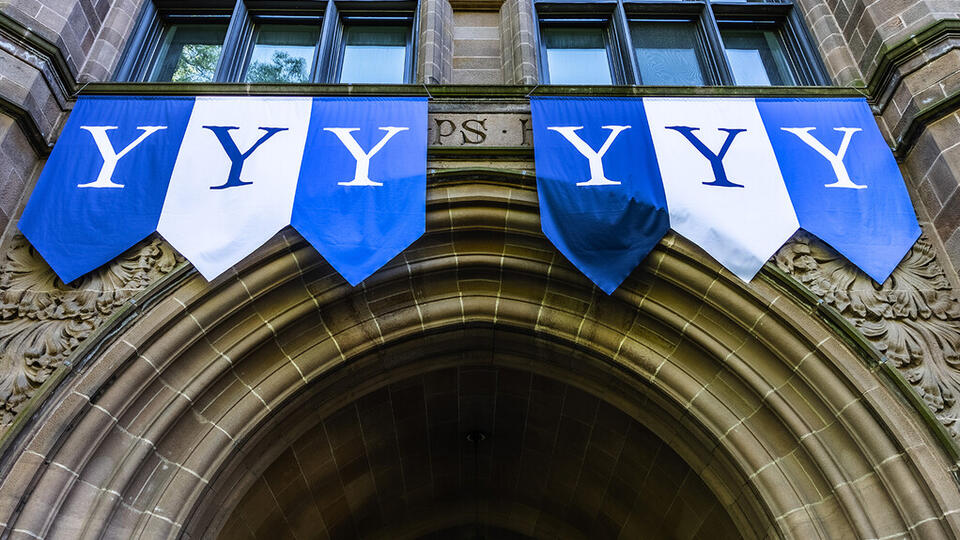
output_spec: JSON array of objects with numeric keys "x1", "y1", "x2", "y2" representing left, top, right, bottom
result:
[{"x1": 0, "y1": 0, "x2": 959, "y2": 538}]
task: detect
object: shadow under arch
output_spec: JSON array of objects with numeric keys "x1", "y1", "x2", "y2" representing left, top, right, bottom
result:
[
  {"x1": 192, "y1": 324, "x2": 762, "y2": 539},
  {"x1": 0, "y1": 169, "x2": 957, "y2": 539}
]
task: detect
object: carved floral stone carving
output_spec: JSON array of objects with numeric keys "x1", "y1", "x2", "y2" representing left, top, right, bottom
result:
[
  {"x1": 0, "y1": 233, "x2": 183, "y2": 432},
  {"x1": 776, "y1": 232, "x2": 960, "y2": 439}
]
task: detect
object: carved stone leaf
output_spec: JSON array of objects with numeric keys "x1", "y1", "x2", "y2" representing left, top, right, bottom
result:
[
  {"x1": 0, "y1": 234, "x2": 183, "y2": 431},
  {"x1": 776, "y1": 232, "x2": 960, "y2": 438}
]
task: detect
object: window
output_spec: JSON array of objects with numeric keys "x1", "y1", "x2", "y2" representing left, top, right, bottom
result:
[
  {"x1": 535, "y1": 0, "x2": 828, "y2": 86},
  {"x1": 542, "y1": 27, "x2": 615, "y2": 84},
  {"x1": 338, "y1": 24, "x2": 411, "y2": 83},
  {"x1": 150, "y1": 24, "x2": 228, "y2": 82},
  {"x1": 116, "y1": 0, "x2": 417, "y2": 83},
  {"x1": 720, "y1": 27, "x2": 796, "y2": 85},
  {"x1": 630, "y1": 20, "x2": 708, "y2": 85},
  {"x1": 244, "y1": 25, "x2": 320, "y2": 83}
]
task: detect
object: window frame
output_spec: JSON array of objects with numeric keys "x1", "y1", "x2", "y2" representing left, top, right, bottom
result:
[
  {"x1": 326, "y1": 2, "x2": 418, "y2": 84},
  {"x1": 624, "y1": 5, "x2": 719, "y2": 85},
  {"x1": 533, "y1": 0, "x2": 829, "y2": 86},
  {"x1": 534, "y1": 1, "x2": 627, "y2": 84},
  {"x1": 116, "y1": 0, "x2": 419, "y2": 84}
]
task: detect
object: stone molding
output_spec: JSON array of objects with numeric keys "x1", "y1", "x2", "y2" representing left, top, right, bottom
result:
[
  {"x1": 0, "y1": 95, "x2": 50, "y2": 157},
  {"x1": 864, "y1": 20, "x2": 960, "y2": 155},
  {"x1": 0, "y1": 12, "x2": 78, "y2": 97},
  {"x1": 0, "y1": 11, "x2": 76, "y2": 154}
]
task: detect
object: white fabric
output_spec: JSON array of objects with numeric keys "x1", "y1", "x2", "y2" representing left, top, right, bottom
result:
[
  {"x1": 158, "y1": 96, "x2": 312, "y2": 280},
  {"x1": 643, "y1": 97, "x2": 799, "y2": 281}
]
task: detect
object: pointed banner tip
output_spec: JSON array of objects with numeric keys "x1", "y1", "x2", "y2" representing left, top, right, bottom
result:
[
  {"x1": 852, "y1": 226, "x2": 921, "y2": 286},
  {"x1": 757, "y1": 97, "x2": 921, "y2": 288},
  {"x1": 531, "y1": 97, "x2": 671, "y2": 295},
  {"x1": 291, "y1": 97, "x2": 427, "y2": 288}
]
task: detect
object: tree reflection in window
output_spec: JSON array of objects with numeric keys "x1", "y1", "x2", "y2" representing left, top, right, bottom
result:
[
  {"x1": 244, "y1": 25, "x2": 319, "y2": 83},
  {"x1": 150, "y1": 25, "x2": 227, "y2": 82}
]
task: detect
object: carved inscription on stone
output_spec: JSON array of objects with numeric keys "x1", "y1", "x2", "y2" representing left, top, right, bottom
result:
[{"x1": 428, "y1": 114, "x2": 533, "y2": 146}]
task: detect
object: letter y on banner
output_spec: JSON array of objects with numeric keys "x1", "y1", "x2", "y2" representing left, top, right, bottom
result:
[
  {"x1": 157, "y1": 97, "x2": 312, "y2": 280},
  {"x1": 19, "y1": 96, "x2": 194, "y2": 283},
  {"x1": 757, "y1": 98, "x2": 920, "y2": 283},
  {"x1": 644, "y1": 97, "x2": 800, "y2": 282},
  {"x1": 531, "y1": 97, "x2": 670, "y2": 294},
  {"x1": 292, "y1": 97, "x2": 427, "y2": 285}
]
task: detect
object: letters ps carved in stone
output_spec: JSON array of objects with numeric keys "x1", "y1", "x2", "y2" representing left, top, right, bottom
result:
[{"x1": 429, "y1": 113, "x2": 532, "y2": 147}]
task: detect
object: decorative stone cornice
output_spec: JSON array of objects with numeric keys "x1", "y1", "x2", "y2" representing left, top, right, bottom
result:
[{"x1": 78, "y1": 82, "x2": 866, "y2": 98}]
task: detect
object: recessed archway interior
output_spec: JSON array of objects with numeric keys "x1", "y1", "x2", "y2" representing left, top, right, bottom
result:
[{"x1": 217, "y1": 365, "x2": 742, "y2": 540}]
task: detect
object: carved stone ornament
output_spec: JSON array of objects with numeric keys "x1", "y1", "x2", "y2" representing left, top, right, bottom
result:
[
  {"x1": 0, "y1": 233, "x2": 183, "y2": 432},
  {"x1": 776, "y1": 232, "x2": 960, "y2": 439}
]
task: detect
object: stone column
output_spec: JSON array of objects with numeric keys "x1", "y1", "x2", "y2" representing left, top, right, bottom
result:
[
  {"x1": 499, "y1": 0, "x2": 537, "y2": 85},
  {"x1": 418, "y1": 0, "x2": 454, "y2": 84}
]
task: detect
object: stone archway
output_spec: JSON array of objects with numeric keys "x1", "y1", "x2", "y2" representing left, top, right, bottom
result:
[
  {"x1": 207, "y1": 361, "x2": 747, "y2": 539},
  {"x1": 0, "y1": 172, "x2": 958, "y2": 539}
]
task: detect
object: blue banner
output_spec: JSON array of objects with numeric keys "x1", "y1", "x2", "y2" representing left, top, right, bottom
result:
[
  {"x1": 18, "y1": 96, "x2": 194, "y2": 283},
  {"x1": 531, "y1": 97, "x2": 669, "y2": 294},
  {"x1": 291, "y1": 97, "x2": 428, "y2": 285},
  {"x1": 757, "y1": 97, "x2": 921, "y2": 283}
]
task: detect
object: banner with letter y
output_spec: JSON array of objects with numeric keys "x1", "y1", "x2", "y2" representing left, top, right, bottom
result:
[
  {"x1": 18, "y1": 96, "x2": 194, "y2": 283},
  {"x1": 530, "y1": 97, "x2": 670, "y2": 294},
  {"x1": 291, "y1": 97, "x2": 428, "y2": 285}
]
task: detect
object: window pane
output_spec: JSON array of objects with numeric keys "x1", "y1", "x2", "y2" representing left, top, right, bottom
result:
[
  {"x1": 150, "y1": 24, "x2": 226, "y2": 82},
  {"x1": 721, "y1": 28, "x2": 796, "y2": 86},
  {"x1": 339, "y1": 26, "x2": 408, "y2": 83},
  {"x1": 631, "y1": 21, "x2": 706, "y2": 85},
  {"x1": 245, "y1": 25, "x2": 320, "y2": 83},
  {"x1": 543, "y1": 27, "x2": 613, "y2": 85}
]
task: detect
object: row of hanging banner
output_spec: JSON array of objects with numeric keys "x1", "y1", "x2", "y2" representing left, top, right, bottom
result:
[{"x1": 19, "y1": 95, "x2": 920, "y2": 294}]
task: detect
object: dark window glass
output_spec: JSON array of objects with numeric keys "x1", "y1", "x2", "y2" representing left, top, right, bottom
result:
[
  {"x1": 720, "y1": 28, "x2": 796, "y2": 85},
  {"x1": 542, "y1": 27, "x2": 613, "y2": 84},
  {"x1": 339, "y1": 25, "x2": 409, "y2": 83},
  {"x1": 631, "y1": 21, "x2": 708, "y2": 85},
  {"x1": 245, "y1": 25, "x2": 320, "y2": 83},
  {"x1": 149, "y1": 24, "x2": 227, "y2": 82}
]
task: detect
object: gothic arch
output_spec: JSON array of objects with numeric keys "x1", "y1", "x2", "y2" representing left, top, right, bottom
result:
[{"x1": 0, "y1": 171, "x2": 958, "y2": 539}]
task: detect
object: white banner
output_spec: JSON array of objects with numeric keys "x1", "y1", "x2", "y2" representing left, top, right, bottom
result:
[
  {"x1": 157, "y1": 96, "x2": 312, "y2": 280},
  {"x1": 644, "y1": 97, "x2": 800, "y2": 281}
]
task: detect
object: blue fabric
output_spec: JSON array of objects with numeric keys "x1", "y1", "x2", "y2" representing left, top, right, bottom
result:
[
  {"x1": 291, "y1": 97, "x2": 428, "y2": 285},
  {"x1": 531, "y1": 97, "x2": 669, "y2": 294},
  {"x1": 18, "y1": 96, "x2": 194, "y2": 283},
  {"x1": 757, "y1": 97, "x2": 920, "y2": 283}
]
